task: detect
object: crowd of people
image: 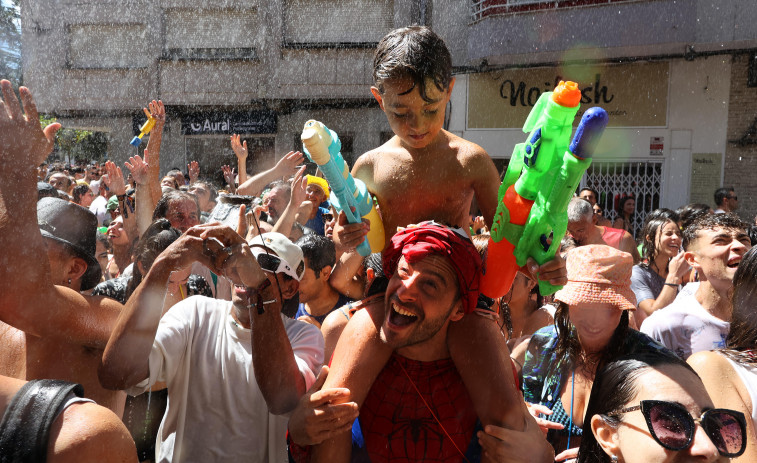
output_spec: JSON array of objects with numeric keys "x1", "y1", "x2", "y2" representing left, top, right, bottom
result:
[{"x1": 1, "y1": 25, "x2": 756, "y2": 463}]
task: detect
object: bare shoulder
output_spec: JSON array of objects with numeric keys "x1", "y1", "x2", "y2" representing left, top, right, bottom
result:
[
  {"x1": 48, "y1": 401, "x2": 137, "y2": 463},
  {"x1": 446, "y1": 132, "x2": 490, "y2": 165},
  {"x1": 687, "y1": 350, "x2": 734, "y2": 377}
]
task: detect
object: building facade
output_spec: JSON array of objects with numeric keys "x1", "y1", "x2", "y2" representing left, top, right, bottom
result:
[{"x1": 22, "y1": 0, "x2": 757, "y2": 222}]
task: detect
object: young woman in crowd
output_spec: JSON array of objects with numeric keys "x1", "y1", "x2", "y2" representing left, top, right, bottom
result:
[
  {"x1": 630, "y1": 210, "x2": 690, "y2": 324},
  {"x1": 613, "y1": 195, "x2": 636, "y2": 237},
  {"x1": 72, "y1": 183, "x2": 95, "y2": 207},
  {"x1": 688, "y1": 245, "x2": 757, "y2": 462},
  {"x1": 578, "y1": 350, "x2": 746, "y2": 462},
  {"x1": 522, "y1": 245, "x2": 670, "y2": 462}
]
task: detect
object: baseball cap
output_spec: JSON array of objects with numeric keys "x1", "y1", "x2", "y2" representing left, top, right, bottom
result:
[{"x1": 248, "y1": 232, "x2": 305, "y2": 281}]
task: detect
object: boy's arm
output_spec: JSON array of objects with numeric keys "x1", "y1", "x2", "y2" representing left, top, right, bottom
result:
[
  {"x1": 329, "y1": 250, "x2": 365, "y2": 299},
  {"x1": 237, "y1": 150, "x2": 304, "y2": 196}
]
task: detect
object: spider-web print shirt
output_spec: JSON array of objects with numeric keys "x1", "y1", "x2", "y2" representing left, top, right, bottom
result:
[{"x1": 359, "y1": 354, "x2": 478, "y2": 462}]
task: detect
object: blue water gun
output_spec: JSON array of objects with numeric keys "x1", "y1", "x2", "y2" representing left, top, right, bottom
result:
[{"x1": 301, "y1": 120, "x2": 384, "y2": 256}]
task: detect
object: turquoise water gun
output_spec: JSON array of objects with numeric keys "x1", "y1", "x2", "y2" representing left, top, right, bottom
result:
[
  {"x1": 300, "y1": 120, "x2": 385, "y2": 256},
  {"x1": 480, "y1": 81, "x2": 609, "y2": 297}
]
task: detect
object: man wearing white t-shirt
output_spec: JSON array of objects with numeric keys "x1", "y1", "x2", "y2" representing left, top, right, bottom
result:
[
  {"x1": 99, "y1": 228, "x2": 323, "y2": 462},
  {"x1": 641, "y1": 213, "x2": 750, "y2": 359}
]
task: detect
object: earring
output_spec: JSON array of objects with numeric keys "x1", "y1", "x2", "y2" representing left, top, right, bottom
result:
[
  {"x1": 611, "y1": 456, "x2": 619, "y2": 462},
  {"x1": 67, "y1": 278, "x2": 72, "y2": 285}
]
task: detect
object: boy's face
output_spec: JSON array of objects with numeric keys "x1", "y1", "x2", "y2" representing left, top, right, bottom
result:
[
  {"x1": 371, "y1": 76, "x2": 455, "y2": 150},
  {"x1": 685, "y1": 225, "x2": 751, "y2": 289}
]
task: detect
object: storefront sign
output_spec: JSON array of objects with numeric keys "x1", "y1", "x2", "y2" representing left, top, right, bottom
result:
[
  {"x1": 689, "y1": 153, "x2": 722, "y2": 206},
  {"x1": 650, "y1": 137, "x2": 664, "y2": 156},
  {"x1": 179, "y1": 110, "x2": 277, "y2": 135},
  {"x1": 467, "y1": 62, "x2": 669, "y2": 129}
]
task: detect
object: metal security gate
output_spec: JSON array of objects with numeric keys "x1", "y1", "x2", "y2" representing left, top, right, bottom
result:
[{"x1": 581, "y1": 160, "x2": 664, "y2": 240}]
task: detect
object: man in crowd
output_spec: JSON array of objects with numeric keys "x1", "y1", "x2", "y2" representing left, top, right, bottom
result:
[
  {"x1": 713, "y1": 186, "x2": 739, "y2": 214},
  {"x1": 293, "y1": 222, "x2": 552, "y2": 462},
  {"x1": 578, "y1": 187, "x2": 611, "y2": 226},
  {"x1": 188, "y1": 180, "x2": 218, "y2": 222},
  {"x1": 641, "y1": 213, "x2": 751, "y2": 359},
  {"x1": 99, "y1": 230, "x2": 323, "y2": 462},
  {"x1": 294, "y1": 234, "x2": 352, "y2": 328},
  {"x1": 567, "y1": 197, "x2": 640, "y2": 262}
]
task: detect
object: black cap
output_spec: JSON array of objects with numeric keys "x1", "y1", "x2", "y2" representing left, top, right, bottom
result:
[
  {"x1": 37, "y1": 197, "x2": 102, "y2": 290},
  {"x1": 37, "y1": 182, "x2": 59, "y2": 200}
]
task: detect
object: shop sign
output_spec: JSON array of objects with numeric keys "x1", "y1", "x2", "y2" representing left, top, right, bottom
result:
[
  {"x1": 179, "y1": 111, "x2": 277, "y2": 135},
  {"x1": 650, "y1": 137, "x2": 664, "y2": 156},
  {"x1": 689, "y1": 153, "x2": 722, "y2": 206},
  {"x1": 467, "y1": 61, "x2": 669, "y2": 129}
]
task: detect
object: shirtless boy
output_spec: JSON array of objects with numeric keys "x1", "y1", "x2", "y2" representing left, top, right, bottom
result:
[{"x1": 316, "y1": 26, "x2": 565, "y2": 462}]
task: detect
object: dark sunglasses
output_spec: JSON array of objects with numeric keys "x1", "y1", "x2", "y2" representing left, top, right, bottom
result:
[
  {"x1": 608, "y1": 400, "x2": 746, "y2": 457},
  {"x1": 321, "y1": 213, "x2": 334, "y2": 223},
  {"x1": 255, "y1": 253, "x2": 284, "y2": 274},
  {"x1": 728, "y1": 195, "x2": 738, "y2": 200}
]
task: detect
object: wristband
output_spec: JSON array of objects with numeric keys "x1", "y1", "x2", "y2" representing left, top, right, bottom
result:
[{"x1": 664, "y1": 282, "x2": 678, "y2": 288}]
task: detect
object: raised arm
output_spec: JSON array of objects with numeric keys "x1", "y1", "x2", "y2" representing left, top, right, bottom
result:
[
  {"x1": 237, "y1": 150, "x2": 304, "y2": 197},
  {"x1": 103, "y1": 161, "x2": 137, "y2": 242},
  {"x1": 272, "y1": 166, "x2": 309, "y2": 239},
  {"x1": 124, "y1": 150, "x2": 156, "y2": 237},
  {"x1": 0, "y1": 80, "x2": 122, "y2": 348},
  {"x1": 143, "y1": 100, "x2": 165, "y2": 207},
  {"x1": 231, "y1": 134, "x2": 249, "y2": 186}
]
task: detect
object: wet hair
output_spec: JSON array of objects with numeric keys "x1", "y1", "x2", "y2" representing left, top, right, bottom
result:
[
  {"x1": 365, "y1": 252, "x2": 388, "y2": 297},
  {"x1": 553, "y1": 301, "x2": 630, "y2": 372},
  {"x1": 192, "y1": 180, "x2": 218, "y2": 204},
  {"x1": 676, "y1": 203, "x2": 712, "y2": 231},
  {"x1": 125, "y1": 219, "x2": 182, "y2": 300},
  {"x1": 567, "y1": 197, "x2": 594, "y2": 222},
  {"x1": 372, "y1": 26, "x2": 452, "y2": 103},
  {"x1": 152, "y1": 190, "x2": 201, "y2": 222},
  {"x1": 72, "y1": 184, "x2": 91, "y2": 205},
  {"x1": 714, "y1": 187, "x2": 734, "y2": 207},
  {"x1": 748, "y1": 224, "x2": 757, "y2": 247},
  {"x1": 638, "y1": 213, "x2": 679, "y2": 270},
  {"x1": 296, "y1": 234, "x2": 336, "y2": 277},
  {"x1": 266, "y1": 180, "x2": 292, "y2": 201},
  {"x1": 681, "y1": 212, "x2": 747, "y2": 251},
  {"x1": 577, "y1": 350, "x2": 699, "y2": 463},
  {"x1": 724, "y1": 246, "x2": 757, "y2": 356}
]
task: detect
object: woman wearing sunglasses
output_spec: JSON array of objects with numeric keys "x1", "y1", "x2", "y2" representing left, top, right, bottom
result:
[
  {"x1": 522, "y1": 245, "x2": 672, "y2": 462},
  {"x1": 578, "y1": 350, "x2": 746, "y2": 462},
  {"x1": 687, "y1": 245, "x2": 757, "y2": 461}
]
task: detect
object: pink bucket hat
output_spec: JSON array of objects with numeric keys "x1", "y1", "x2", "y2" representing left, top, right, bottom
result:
[{"x1": 554, "y1": 244, "x2": 636, "y2": 311}]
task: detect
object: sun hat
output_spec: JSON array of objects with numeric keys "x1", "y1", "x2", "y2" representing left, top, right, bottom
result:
[
  {"x1": 248, "y1": 232, "x2": 305, "y2": 281},
  {"x1": 305, "y1": 175, "x2": 330, "y2": 199},
  {"x1": 554, "y1": 244, "x2": 636, "y2": 311},
  {"x1": 37, "y1": 197, "x2": 103, "y2": 291},
  {"x1": 383, "y1": 221, "x2": 482, "y2": 314}
]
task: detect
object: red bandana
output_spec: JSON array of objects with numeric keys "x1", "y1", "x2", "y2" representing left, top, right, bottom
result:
[{"x1": 382, "y1": 222, "x2": 482, "y2": 314}]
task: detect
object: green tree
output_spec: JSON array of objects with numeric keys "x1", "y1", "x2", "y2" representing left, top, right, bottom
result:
[
  {"x1": 0, "y1": 0, "x2": 21, "y2": 86},
  {"x1": 40, "y1": 115, "x2": 109, "y2": 164}
]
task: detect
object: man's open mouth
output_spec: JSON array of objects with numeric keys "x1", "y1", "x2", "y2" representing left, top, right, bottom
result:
[{"x1": 388, "y1": 302, "x2": 418, "y2": 327}]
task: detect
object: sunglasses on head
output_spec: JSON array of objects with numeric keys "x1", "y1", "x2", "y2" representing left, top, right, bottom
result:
[{"x1": 608, "y1": 399, "x2": 746, "y2": 457}]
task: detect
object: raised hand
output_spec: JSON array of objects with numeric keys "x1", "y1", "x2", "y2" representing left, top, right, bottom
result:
[
  {"x1": 231, "y1": 134, "x2": 248, "y2": 162},
  {"x1": 290, "y1": 166, "x2": 308, "y2": 207},
  {"x1": 274, "y1": 151, "x2": 305, "y2": 179},
  {"x1": 124, "y1": 150, "x2": 150, "y2": 185},
  {"x1": 0, "y1": 80, "x2": 61, "y2": 170},
  {"x1": 146, "y1": 100, "x2": 165, "y2": 128},
  {"x1": 222, "y1": 165, "x2": 236, "y2": 189},
  {"x1": 187, "y1": 160, "x2": 200, "y2": 184},
  {"x1": 104, "y1": 161, "x2": 126, "y2": 196}
]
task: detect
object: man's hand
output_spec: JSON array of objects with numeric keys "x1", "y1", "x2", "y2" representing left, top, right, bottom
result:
[
  {"x1": 124, "y1": 150, "x2": 150, "y2": 185},
  {"x1": 332, "y1": 209, "x2": 370, "y2": 251},
  {"x1": 222, "y1": 165, "x2": 236, "y2": 189},
  {"x1": 0, "y1": 80, "x2": 60, "y2": 169},
  {"x1": 231, "y1": 134, "x2": 248, "y2": 162},
  {"x1": 526, "y1": 253, "x2": 567, "y2": 287},
  {"x1": 477, "y1": 401, "x2": 555, "y2": 463},
  {"x1": 104, "y1": 161, "x2": 126, "y2": 196},
  {"x1": 187, "y1": 160, "x2": 200, "y2": 184},
  {"x1": 273, "y1": 151, "x2": 305, "y2": 179},
  {"x1": 291, "y1": 166, "x2": 308, "y2": 207},
  {"x1": 289, "y1": 366, "x2": 359, "y2": 446}
]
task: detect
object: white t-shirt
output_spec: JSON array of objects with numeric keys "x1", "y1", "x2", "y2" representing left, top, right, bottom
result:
[
  {"x1": 724, "y1": 356, "x2": 757, "y2": 429},
  {"x1": 128, "y1": 296, "x2": 324, "y2": 463},
  {"x1": 640, "y1": 287, "x2": 729, "y2": 359},
  {"x1": 89, "y1": 194, "x2": 109, "y2": 226}
]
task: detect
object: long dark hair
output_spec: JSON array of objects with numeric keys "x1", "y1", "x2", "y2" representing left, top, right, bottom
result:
[
  {"x1": 638, "y1": 211, "x2": 679, "y2": 271},
  {"x1": 553, "y1": 301, "x2": 630, "y2": 372},
  {"x1": 577, "y1": 351, "x2": 699, "y2": 463},
  {"x1": 723, "y1": 246, "x2": 757, "y2": 360},
  {"x1": 125, "y1": 219, "x2": 182, "y2": 300}
]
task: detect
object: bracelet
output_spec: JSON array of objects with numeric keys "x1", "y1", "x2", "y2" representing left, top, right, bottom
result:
[{"x1": 664, "y1": 282, "x2": 678, "y2": 288}]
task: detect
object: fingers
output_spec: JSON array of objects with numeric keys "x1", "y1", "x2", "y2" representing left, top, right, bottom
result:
[
  {"x1": 527, "y1": 255, "x2": 568, "y2": 286},
  {"x1": 236, "y1": 204, "x2": 247, "y2": 236},
  {"x1": 554, "y1": 447, "x2": 578, "y2": 462},
  {"x1": 308, "y1": 365, "x2": 329, "y2": 393},
  {"x1": 527, "y1": 403, "x2": 554, "y2": 416},
  {"x1": 18, "y1": 86, "x2": 39, "y2": 122},
  {"x1": 1, "y1": 80, "x2": 22, "y2": 120}
]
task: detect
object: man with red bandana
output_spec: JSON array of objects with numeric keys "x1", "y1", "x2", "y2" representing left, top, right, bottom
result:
[{"x1": 291, "y1": 222, "x2": 554, "y2": 462}]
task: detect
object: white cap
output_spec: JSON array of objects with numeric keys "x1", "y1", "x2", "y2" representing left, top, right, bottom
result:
[{"x1": 249, "y1": 232, "x2": 305, "y2": 281}]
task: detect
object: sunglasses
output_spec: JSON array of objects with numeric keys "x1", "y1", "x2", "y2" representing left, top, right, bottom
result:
[
  {"x1": 609, "y1": 400, "x2": 746, "y2": 457},
  {"x1": 728, "y1": 195, "x2": 738, "y2": 200},
  {"x1": 321, "y1": 213, "x2": 334, "y2": 223},
  {"x1": 251, "y1": 247, "x2": 304, "y2": 280}
]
